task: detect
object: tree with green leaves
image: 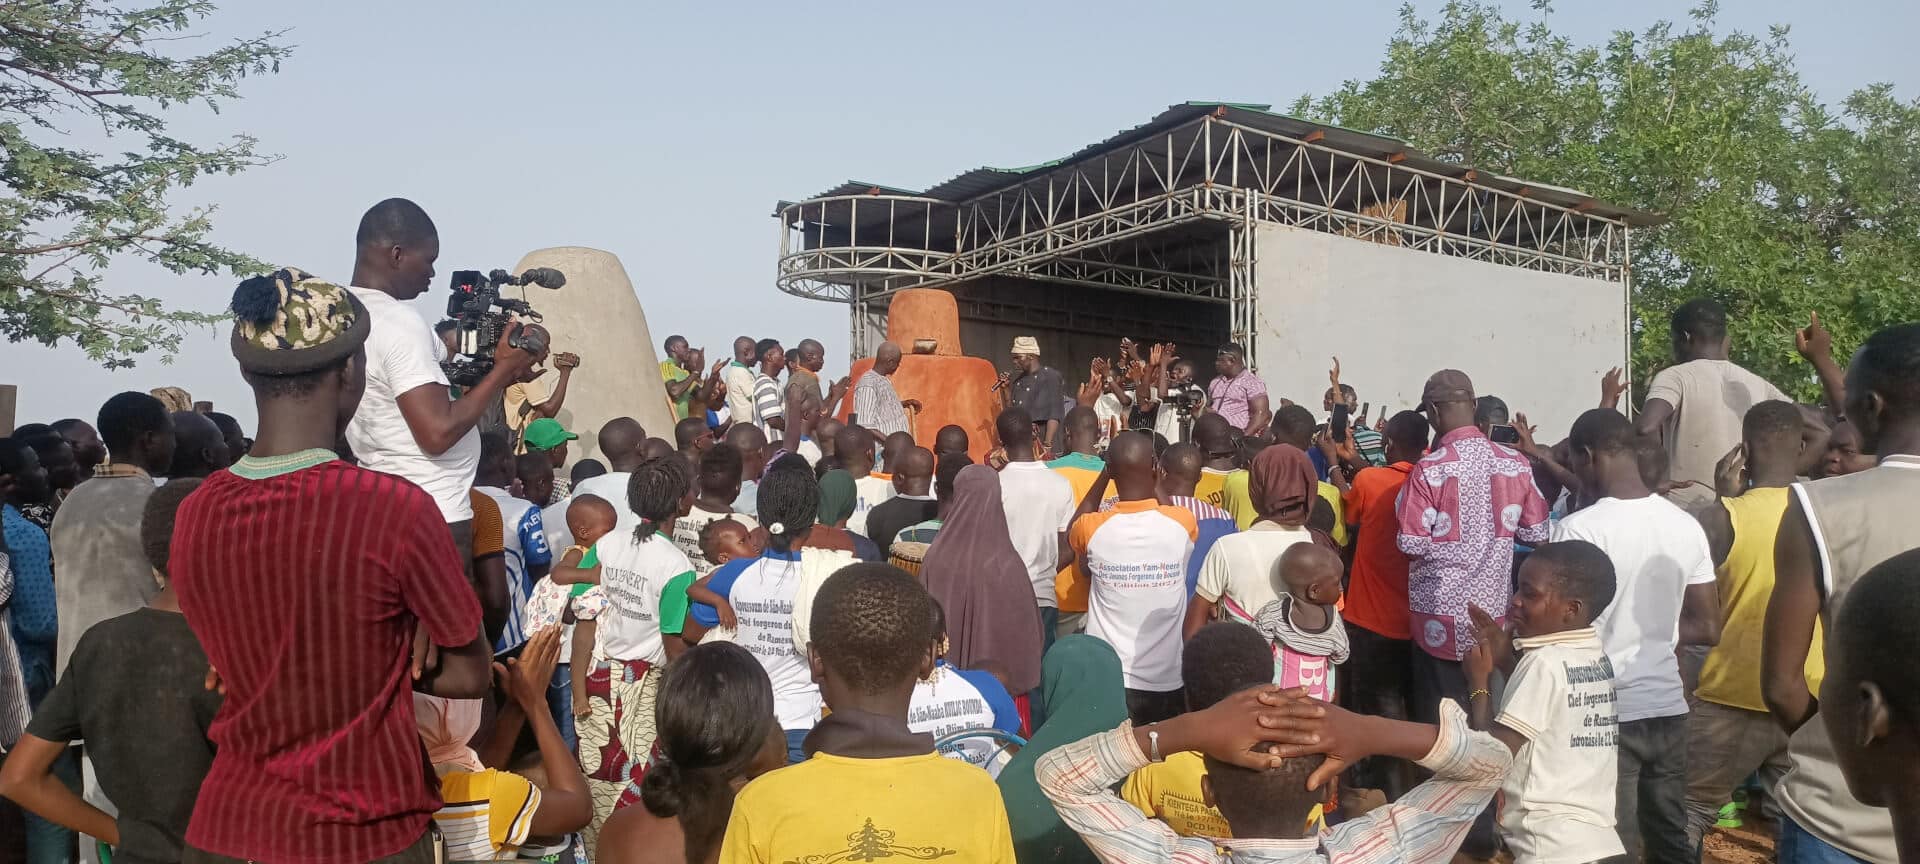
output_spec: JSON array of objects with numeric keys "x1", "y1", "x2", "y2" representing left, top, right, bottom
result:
[
  {"x1": 1291, "y1": 1, "x2": 1920, "y2": 404},
  {"x1": 1, "y1": 1, "x2": 289, "y2": 368}
]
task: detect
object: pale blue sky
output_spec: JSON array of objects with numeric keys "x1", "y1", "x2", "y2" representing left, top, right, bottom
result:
[{"x1": 7, "y1": 0, "x2": 1912, "y2": 430}]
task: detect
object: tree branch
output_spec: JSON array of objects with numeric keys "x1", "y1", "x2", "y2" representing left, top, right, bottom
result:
[
  {"x1": 0, "y1": 232, "x2": 175, "y2": 256},
  {"x1": 0, "y1": 58, "x2": 122, "y2": 98}
]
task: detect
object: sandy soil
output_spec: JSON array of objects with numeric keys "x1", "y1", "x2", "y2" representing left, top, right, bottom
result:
[{"x1": 1703, "y1": 816, "x2": 1776, "y2": 864}]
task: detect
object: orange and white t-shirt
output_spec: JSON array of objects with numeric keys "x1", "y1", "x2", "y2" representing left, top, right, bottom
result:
[{"x1": 1069, "y1": 499, "x2": 1198, "y2": 692}]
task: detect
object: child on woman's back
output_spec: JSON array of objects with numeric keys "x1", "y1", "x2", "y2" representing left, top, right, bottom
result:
[{"x1": 1252, "y1": 543, "x2": 1349, "y2": 701}]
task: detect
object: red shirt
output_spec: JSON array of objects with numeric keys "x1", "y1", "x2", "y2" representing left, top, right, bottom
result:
[
  {"x1": 1342, "y1": 461, "x2": 1414, "y2": 640},
  {"x1": 173, "y1": 459, "x2": 480, "y2": 864}
]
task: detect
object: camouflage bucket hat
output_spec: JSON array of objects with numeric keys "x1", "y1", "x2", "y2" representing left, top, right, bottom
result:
[{"x1": 229, "y1": 267, "x2": 372, "y2": 376}]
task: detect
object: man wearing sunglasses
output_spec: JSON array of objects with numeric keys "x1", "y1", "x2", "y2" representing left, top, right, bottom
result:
[{"x1": 1395, "y1": 368, "x2": 1551, "y2": 859}]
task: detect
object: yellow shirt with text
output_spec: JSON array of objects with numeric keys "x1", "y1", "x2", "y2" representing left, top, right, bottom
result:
[
  {"x1": 718, "y1": 752, "x2": 1015, "y2": 864},
  {"x1": 1121, "y1": 751, "x2": 1231, "y2": 838}
]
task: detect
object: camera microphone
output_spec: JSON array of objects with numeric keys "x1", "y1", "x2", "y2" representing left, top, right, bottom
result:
[{"x1": 518, "y1": 267, "x2": 566, "y2": 289}]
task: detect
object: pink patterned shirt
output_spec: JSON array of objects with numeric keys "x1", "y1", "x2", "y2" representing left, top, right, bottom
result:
[
  {"x1": 1395, "y1": 427, "x2": 1550, "y2": 660},
  {"x1": 1206, "y1": 370, "x2": 1267, "y2": 431}
]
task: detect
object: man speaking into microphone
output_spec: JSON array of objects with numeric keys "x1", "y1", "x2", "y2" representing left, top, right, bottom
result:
[{"x1": 997, "y1": 335, "x2": 1066, "y2": 452}]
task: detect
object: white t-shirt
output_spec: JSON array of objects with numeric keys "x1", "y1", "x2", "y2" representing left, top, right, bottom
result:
[
  {"x1": 1072, "y1": 500, "x2": 1198, "y2": 691},
  {"x1": 478, "y1": 486, "x2": 554, "y2": 654},
  {"x1": 345, "y1": 287, "x2": 479, "y2": 522},
  {"x1": 724, "y1": 552, "x2": 822, "y2": 730},
  {"x1": 997, "y1": 461, "x2": 1077, "y2": 608},
  {"x1": 735, "y1": 479, "x2": 760, "y2": 520},
  {"x1": 1645, "y1": 359, "x2": 1788, "y2": 511},
  {"x1": 1193, "y1": 523, "x2": 1315, "y2": 624},
  {"x1": 723, "y1": 364, "x2": 758, "y2": 433},
  {"x1": 593, "y1": 532, "x2": 694, "y2": 664},
  {"x1": 571, "y1": 472, "x2": 636, "y2": 537},
  {"x1": 671, "y1": 505, "x2": 758, "y2": 576},
  {"x1": 1152, "y1": 383, "x2": 1204, "y2": 444},
  {"x1": 1496, "y1": 628, "x2": 1625, "y2": 864},
  {"x1": 1093, "y1": 392, "x2": 1127, "y2": 447},
  {"x1": 848, "y1": 474, "x2": 896, "y2": 538},
  {"x1": 1551, "y1": 495, "x2": 1716, "y2": 721},
  {"x1": 541, "y1": 496, "x2": 572, "y2": 551},
  {"x1": 910, "y1": 666, "x2": 1003, "y2": 773}
]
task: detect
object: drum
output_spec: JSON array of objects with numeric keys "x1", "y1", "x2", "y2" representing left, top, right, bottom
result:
[{"x1": 890, "y1": 541, "x2": 931, "y2": 578}]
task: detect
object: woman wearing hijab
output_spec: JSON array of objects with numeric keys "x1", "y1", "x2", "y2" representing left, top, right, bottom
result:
[
  {"x1": 812, "y1": 469, "x2": 881, "y2": 561},
  {"x1": 997, "y1": 636, "x2": 1127, "y2": 864},
  {"x1": 920, "y1": 465, "x2": 1045, "y2": 697},
  {"x1": 1185, "y1": 445, "x2": 1321, "y2": 636}
]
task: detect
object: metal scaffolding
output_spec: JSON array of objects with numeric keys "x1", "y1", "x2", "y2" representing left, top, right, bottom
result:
[{"x1": 776, "y1": 103, "x2": 1647, "y2": 367}]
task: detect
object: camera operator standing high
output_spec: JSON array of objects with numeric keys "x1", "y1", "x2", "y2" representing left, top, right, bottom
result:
[{"x1": 345, "y1": 198, "x2": 534, "y2": 639}]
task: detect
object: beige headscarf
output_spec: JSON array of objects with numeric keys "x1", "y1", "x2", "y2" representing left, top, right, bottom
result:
[{"x1": 413, "y1": 693, "x2": 485, "y2": 775}]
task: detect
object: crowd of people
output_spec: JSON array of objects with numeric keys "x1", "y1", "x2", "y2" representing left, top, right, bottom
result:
[{"x1": 0, "y1": 197, "x2": 1917, "y2": 864}]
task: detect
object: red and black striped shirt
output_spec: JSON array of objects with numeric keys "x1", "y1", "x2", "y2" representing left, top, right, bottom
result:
[{"x1": 172, "y1": 459, "x2": 480, "y2": 864}]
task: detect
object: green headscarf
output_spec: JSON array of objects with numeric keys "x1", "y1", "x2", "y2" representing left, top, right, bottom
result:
[
  {"x1": 996, "y1": 636, "x2": 1128, "y2": 864},
  {"x1": 817, "y1": 468, "x2": 858, "y2": 527}
]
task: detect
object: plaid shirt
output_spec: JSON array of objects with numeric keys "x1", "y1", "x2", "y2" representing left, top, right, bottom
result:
[
  {"x1": 1395, "y1": 427, "x2": 1549, "y2": 660},
  {"x1": 1037, "y1": 701, "x2": 1508, "y2": 864},
  {"x1": 1207, "y1": 371, "x2": 1267, "y2": 431},
  {"x1": 93, "y1": 462, "x2": 151, "y2": 480}
]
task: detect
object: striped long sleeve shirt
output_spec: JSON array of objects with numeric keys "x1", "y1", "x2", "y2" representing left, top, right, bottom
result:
[
  {"x1": 852, "y1": 370, "x2": 911, "y2": 437},
  {"x1": 1036, "y1": 700, "x2": 1508, "y2": 864}
]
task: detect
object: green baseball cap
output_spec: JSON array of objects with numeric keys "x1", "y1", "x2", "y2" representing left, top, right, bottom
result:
[{"x1": 523, "y1": 418, "x2": 578, "y2": 451}]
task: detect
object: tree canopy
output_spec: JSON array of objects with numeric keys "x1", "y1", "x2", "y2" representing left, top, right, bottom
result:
[
  {"x1": 0, "y1": 0, "x2": 288, "y2": 367},
  {"x1": 1290, "y1": 1, "x2": 1920, "y2": 401}
]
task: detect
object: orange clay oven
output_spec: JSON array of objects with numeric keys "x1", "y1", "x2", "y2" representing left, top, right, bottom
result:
[{"x1": 837, "y1": 288, "x2": 998, "y2": 464}]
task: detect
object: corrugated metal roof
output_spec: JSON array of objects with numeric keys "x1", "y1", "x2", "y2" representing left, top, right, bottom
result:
[{"x1": 783, "y1": 102, "x2": 1657, "y2": 226}]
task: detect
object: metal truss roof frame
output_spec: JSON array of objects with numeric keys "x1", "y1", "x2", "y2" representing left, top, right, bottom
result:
[{"x1": 776, "y1": 104, "x2": 1642, "y2": 365}]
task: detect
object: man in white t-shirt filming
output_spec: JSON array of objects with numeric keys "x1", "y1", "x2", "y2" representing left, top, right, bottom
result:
[
  {"x1": 1463, "y1": 539, "x2": 1624, "y2": 864},
  {"x1": 1551, "y1": 408, "x2": 1720, "y2": 864},
  {"x1": 345, "y1": 198, "x2": 536, "y2": 624}
]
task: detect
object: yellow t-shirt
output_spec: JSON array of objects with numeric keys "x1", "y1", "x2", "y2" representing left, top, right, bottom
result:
[
  {"x1": 434, "y1": 768, "x2": 542, "y2": 861},
  {"x1": 719, "y1": 752, "x2": 1014, "y2": 864},
  {"x1": 1049, "y1": 454, "x2": 1105, "y2": 612},
  {"x1": 1697, "y1": 488, "x2": 1824, "y2": 712},
  {"x1": 1317, "y1": 482, "x2": 1348, "y2": 547},
  {"x1": 1195, "y1": 468, "x2": 1232, "y2": 512},
  {"x1": 1222, "y1": 470, "x2": 1256, "y2": 529},
  {"x1": 1121, "y1": 751, "x2": 1230, "y2": 838},
  {"x1": 1219, "y1": 471, "x2": 1346, "y2": 547}
]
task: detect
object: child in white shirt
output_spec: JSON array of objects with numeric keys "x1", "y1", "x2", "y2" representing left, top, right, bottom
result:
[{"x1": 1464, "y1": 539, "x2": 1625, "y2": 864}]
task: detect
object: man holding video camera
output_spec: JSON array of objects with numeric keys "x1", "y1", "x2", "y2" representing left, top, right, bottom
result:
[{"x1": 346, "y1": 198, "x2": 534, "y2": 639}]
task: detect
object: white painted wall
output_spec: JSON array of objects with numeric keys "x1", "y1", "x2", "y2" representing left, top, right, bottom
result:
[{"x1": 1251, "y1": 225, "x2": 1625, "y2": 441}]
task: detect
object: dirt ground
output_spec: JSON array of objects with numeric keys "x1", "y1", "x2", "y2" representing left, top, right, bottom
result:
[{"x1": 1703, "y1": 815, "x2": 1777, "y2": 864}]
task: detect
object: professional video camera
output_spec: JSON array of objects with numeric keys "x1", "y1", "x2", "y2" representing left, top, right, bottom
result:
[
  {"x1": 1170, "y1": 385, "x2": 1205, "y2": 415},
  {"x1": 441, "y1": 267, "x2": 566, "y2": 387}
]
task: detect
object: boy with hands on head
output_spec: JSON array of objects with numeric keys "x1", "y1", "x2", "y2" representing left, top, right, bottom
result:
[{"x1": 1040, "y1": 665, "x2": 1514, "y2": 862}]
